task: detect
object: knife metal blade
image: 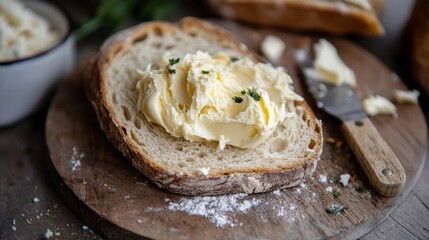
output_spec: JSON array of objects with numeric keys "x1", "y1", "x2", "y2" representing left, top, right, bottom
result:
[{"x1": 296, "y1": 48, "x2": 406, "y2": 197}]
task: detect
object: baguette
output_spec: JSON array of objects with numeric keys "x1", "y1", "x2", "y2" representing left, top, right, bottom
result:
[
  {"x1": 206, "y1": 0, "x2": 385, "y2": 36},
  {"x1": 84, "y1": 17, "x2": 323, "y2": 195}
]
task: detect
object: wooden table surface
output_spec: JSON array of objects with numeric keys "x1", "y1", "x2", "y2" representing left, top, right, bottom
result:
[{"x1": 1, "y1": 0, "x2": 428, "y2": 239}]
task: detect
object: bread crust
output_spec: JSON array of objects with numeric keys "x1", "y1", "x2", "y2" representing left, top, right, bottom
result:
[
  {"x1": 206, "y1": 0, "x2": 384, "y2": 36},
  {"x1": 84, "y1": 17, "x2": 323, "y2": 195}
]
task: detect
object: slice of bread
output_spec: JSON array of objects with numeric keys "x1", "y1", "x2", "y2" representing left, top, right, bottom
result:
[
  {"x1": 84, "y1": 17, "x2": 323, "y2": 195},
  {"x1": 206, "y1": 0, "x2": 385, "y2": 36}
]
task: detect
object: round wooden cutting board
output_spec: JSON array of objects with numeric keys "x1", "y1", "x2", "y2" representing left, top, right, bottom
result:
[{"x1": 46, "y1": 21, "x2": 427, "y2": 239}]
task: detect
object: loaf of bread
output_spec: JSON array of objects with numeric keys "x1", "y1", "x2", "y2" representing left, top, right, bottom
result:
[
  {"x1": 206, "y1": 0, "x2": 385, "y2": 36},
  {"x1": 84, "y1": 17, "x2": 323, "y2": 195},
  {"x1": 409, "y1": 0, "x2": 429, "y2": 95}
]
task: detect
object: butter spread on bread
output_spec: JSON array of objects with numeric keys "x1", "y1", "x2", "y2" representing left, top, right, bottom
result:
[
  {"x1": 85, "y1": 18, "x2": 323, "y2": 195},
  {"x1": 304, "y1": 39, "x2": 356, "y2": 87},
  {"x1": 136, "y1": 51, "x2": 302, "y2": 150}
]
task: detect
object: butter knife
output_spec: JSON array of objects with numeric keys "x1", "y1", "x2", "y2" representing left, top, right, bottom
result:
[{"x1": 297, "y1": 51, "x2": 406, "y2": 197}]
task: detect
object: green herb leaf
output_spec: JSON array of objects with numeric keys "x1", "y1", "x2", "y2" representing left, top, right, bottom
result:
[
  {"x1": 202, "y1": 70, "x2": 210, "y2": 74},
  {"x1": 230, "y1": 57, "x2": 239, "y2": 62},
  {"x1": 326, "y1": 205, "x2": 347, "y2": 214},
  {"x1": 168, "y1": 69, "x2": 176, "y2": 74},
  {"x1": 333, "y1": 191, "x2": 340, "y2": 198},
  {"x1": 333, "y1": 175, "x2": 340, "y2": 183},
  {"x1": 232, "y1": 96, "x2": 243, "y2": 103},
  {"x1": 169, "y1": 58, "x2": 180, "y2": 66},
  {"x1": 241, "y1": 90, "x2": 246, "y2": 95},
  {"x1": 355, "y1": 186, "x2": 364, "y2": 193},
  {"x1": 247, "y1": 88, "x2": 261, "y2": 102}
]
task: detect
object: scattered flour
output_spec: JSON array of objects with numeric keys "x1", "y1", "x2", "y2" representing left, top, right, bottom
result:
[
  {"x1": 136, "y1": 219, "x2": 145, "y2": 224},
  {"x1": 276, "y1": 203, "x2": 298, "y2": 222},
  {"x1": 318, "y1": 174, "x2": 327, "y2": 183},
  {"x1": 82, "y1": 225, "x2": 89, "y2": 231},
  {"x1": 325, "y1": 186, "x2": 333, "y2": 193},
  {"x1": 272, "y1": 190, "x2": 282, "y2": 196},
  {"x1": 33, "y1": 197, "x2": 39, "y2": 203},
  {"x1": 71, "y1": 147, "x2": 85, "y2": 171},
  {"x1": 166, "y1": 194, "x2": 261, "y2": 227},
  {"x1": 45, "y1": 229, "x2": 53, "y2": 239}
]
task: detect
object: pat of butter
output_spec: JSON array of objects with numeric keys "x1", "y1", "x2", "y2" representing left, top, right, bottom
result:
[
  {"x1": 394, "y1": 89, "x2": 419, "y2": 104},
  {"x1": 261, "y1": 35, "x2": 285, "y2": 63},
  {"x1": 136, "y1": 51, "x2": 303, "y2": 150},
  {"x1": 0, "y1": 0, "x2": 59, "y2": 61},
  {"x1": 305, "y1": 39, "x2": 356, "y2": 87},
  {"x1": 363, "y1": 95, "x2": 397, "y2": 117}
]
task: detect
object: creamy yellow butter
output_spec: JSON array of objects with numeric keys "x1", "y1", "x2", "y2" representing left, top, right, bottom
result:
[
  {"x1": 304, "y1": 39, "x2": 356, "y2": 87},
  {"x1": 136, "y1": 51, "x2": 303, "y2": 150}
]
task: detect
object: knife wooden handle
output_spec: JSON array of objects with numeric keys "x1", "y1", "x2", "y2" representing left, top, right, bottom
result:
[{"x1": 341, "y1": 117, "x2": 406, "y2": 197}]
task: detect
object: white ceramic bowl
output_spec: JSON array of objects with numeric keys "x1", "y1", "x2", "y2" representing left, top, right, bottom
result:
[{"x1": 0, "y1": 0, "x2": 75, "y2": 127}]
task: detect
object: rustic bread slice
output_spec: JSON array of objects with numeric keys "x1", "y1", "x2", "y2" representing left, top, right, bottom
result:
[
  {"x1": 206, "y1": 0, "x2": 385, "y2": 36},
  {"x1": 84, "y1": 17, "x2": 323, "y2": 195}
]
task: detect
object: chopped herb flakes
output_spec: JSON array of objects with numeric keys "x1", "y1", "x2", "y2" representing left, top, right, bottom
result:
[
  {"x1": 233, "y1": 89, "x2": 261, "y2": 103},
  {"x1": 202, "y1": 70, "x2": 210, "y2": 74},
  {"x1": 168, "y1": 69, "x2": 176, "y2": 74},
  {"x1": 230, "y1": 57, "x2": 239, "y2": 62},
  {"x1": 247, "y1": 88, "x2": 261, "y2": 102},
  {"x1": 169, "y1": 58, "x2": 180, "y2": 66},
  {"x1": 326, "y1": 205, "x2": 347, "y2": 214},
  {"x1": 333, "y1": 175, "x2": 340, "y2": 183},
  {"x1": 355, "y1": 186, "x2": 364, "y2": 193},
  {"x1": 232, "y1": 96, "x2": 243, "y2": 103},
  {"x1": 333, "y1": 191, "x2": 340, "y2": 198}
]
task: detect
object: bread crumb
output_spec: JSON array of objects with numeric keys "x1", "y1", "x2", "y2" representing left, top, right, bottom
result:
[
  {"x1": 11, "y1": 226, "x2": 16, "y2": 231},
  {"x1": 261, "y1": 35, "x2": 285, "y2": 63},
  {"x1": 82, "y1": 225, "x2": 89, "y2": 231},
  {"x1": 326, "y1": 138, "x2": 336, "y2": 144},
  {"x1": 394, "y1": 89, "x2": 419, "y2": 104},
  {"x1": 325, "y1": 186, "x2": 333, "y2": 192},
  {"x1": 45, "y1": 229, "x2": 53, "y2": 239},
  {"x1": 33, "y1": 197, "x2": 39, "y2": 203},
  {"x1": 319, "y1": 174, "x2": 327, "y2": 183},
  {"x1": 340, "y1": 174, "x2": 351, "y2": 187}
]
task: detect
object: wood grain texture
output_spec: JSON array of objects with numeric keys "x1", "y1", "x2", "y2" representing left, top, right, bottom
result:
[
  {"x1": 45, "y1": 21, "x2": 427, "y2": 239},
  {"x1": 342, "y1": 118, "x2": 406, "y2": 197}
]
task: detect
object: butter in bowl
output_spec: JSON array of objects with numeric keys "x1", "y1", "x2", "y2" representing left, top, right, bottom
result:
[{"x1": 0, "y1": 0, "x2": 75, "y2": 126}]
